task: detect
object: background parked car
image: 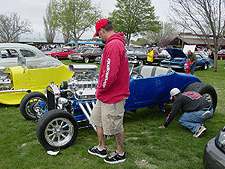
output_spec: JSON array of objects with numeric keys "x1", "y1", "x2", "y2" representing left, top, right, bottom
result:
[
  {"x1": 127, "y1": 47, "x2": 148, "y2": 66},
  {"x1": 68, "y1": 48, "x2": 103, "y2": 63},
  {"x1": 44, "y1": 48, "x2": 77, "y2": 59},
  {"x1": 160, "y1": 48, "x2": 210, "y2": 71},
  {"x1": 218, "y1": 50, "x2": 225, "y2": 60},
  {"x1": 204, "y1": 126, "x2": 225, "y2": 168},
  {"x1": 0, "y1": 43, "x2": 73, "y2": 105},
  {"x1": 0, "y1": 43, "x2": 62, "y2": 69},
  {"x1": 153, "y1": 50, "x2": 168, "y2": 65},
  {"x1": 94, "y1": 55, "x2": 102, "y2": 64}
]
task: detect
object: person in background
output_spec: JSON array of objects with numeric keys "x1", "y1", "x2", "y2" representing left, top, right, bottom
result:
[
  {"x1": 208, "y1": 48, "x2": 214, "y2": 68},
  {"x1": 146, "y1": 45, "x2": 154, "y2": 65},
  {"x1": 187, "y1": 50, "x2": 197, "y2": 75},
  {"x1": 159, "y1": 88, "x2": 213, "y2": 137},
  {"x1": 160, "y1": 47, "x2": 169, "y2": 57},
  {"x1": 88, "y1": 18, "x2": 130, "y2": 164},
  {"x1": 184, "y1": 58, "x2": 193, "y2": 74}
]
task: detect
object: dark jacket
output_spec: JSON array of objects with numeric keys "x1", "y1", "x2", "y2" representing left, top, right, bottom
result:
[
  {"x1": 188, "y1": 52, "x2": 197, "y2": 63},
  {"x1": 164, "y1": 91, "x2": 211, "y2": 127}
]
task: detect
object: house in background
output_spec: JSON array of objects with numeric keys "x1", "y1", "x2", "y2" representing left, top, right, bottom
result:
[{"x1": 169, "y1": 33, "x2": 225, "y2": 50}]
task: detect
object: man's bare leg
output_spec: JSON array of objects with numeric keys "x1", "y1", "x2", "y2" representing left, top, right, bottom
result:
[
  {"x1": 115, "y1": 131, "x2": 124, "y2": 154},
  {"x1": 97, "y1": 126, "x2": 105, "y2": 149}
]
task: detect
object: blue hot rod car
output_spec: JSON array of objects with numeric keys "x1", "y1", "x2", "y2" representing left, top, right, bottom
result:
[
  {"x1": 20, "y1": 64, "x2": 217, "y2": 150},
  {"x1": 160, "y1": 48, "x2": 210, "y2": 71}
]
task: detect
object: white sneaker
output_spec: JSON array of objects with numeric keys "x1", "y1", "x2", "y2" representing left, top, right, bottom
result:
[
  {"x1": 193, "y1": 125, "x2": 206, "y2": 138},
  {"x1": 200, "y1": 110, "x2": 211, "y2": 118}
]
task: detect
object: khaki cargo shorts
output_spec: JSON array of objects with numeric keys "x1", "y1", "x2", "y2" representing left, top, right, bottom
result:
[{"x1": 90, "y1": 99, "x2": 126, "y2": 136}]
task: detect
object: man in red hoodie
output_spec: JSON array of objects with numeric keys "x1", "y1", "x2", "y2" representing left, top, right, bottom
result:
[{"x1": 88, "y1": 18, "x2": 130, "y2": 164}]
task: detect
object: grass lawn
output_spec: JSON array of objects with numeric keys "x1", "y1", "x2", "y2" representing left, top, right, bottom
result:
[{"x1": 0, "y1": 60, "x2": 225, "y2": 169}]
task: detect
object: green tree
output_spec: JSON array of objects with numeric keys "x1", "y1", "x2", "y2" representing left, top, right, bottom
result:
[
  {"x1": 52, "y1": 0, "x2": 101, "y2": 49},
  {"x1": 109, "y1": 0, "x2": 161, "y2": 46}
]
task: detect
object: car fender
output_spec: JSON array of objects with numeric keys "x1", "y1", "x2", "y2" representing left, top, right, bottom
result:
[{"x1": 1, "y1": 65, "x2": 74, "y2": 105}]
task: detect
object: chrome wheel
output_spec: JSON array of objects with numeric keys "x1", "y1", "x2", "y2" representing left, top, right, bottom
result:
[
  {"x1": 84, "y1": 57, "x2": 90, "y2": 63},
  {"x1": 45, "y1": 117, "x2": 74, "y2": 147},
  {"x1": 202, "y1": 93, "x2": 213, "y2": 104},
  {"x1": 25, "y1": 97, "x2": 47, "y2": 119},
  {"x1": 20, "y1": 92, "x2": 47, "y2": 120},
  {"x1": 138, "y1": 60, "x2": 144, "y2": 66}
]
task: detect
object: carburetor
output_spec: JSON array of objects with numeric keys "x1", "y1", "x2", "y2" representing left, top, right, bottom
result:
[{"x1": 60, "y1": 64, "x2": 98, "y2": 100}]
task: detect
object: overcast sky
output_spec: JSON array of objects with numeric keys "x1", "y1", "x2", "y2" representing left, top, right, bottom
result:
[{"x1": 1, "y1": 0, "x2": 170, "y2": 40}]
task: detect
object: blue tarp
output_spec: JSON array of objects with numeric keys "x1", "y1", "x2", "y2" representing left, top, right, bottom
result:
[
  {"x1": 68, "y1": 41, "x2": 103, "y2": 45},
  {"x1": 94, "y1": 41, "x2": 103, "y2": 45}
]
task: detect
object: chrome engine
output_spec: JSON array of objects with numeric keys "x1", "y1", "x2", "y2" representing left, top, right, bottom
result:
[
  {"x1": 60, "y1": 65, "x2": 98, "y2": 100},
  {"x1": 0, "y1": 66, "x2": 11, "y2": 90}
]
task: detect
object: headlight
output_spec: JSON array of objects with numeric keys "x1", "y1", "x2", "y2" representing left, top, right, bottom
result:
[
  {"x1": 58, "y1": 97, "x2": 69, "y2": 105},
  {"x1": 134, "y1": 56, "x2": 137, "y2": 59},
  {"x1": 215, "y1": 126, "x2": 225, "y2": 152}
]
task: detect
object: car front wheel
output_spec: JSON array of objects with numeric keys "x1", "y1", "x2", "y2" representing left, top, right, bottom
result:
[
  {"x1": 36, "y1": 109, "x2": 79, "y2": 150},
  {"x1": 138, "y1": 60, "x2": 144, "y2": 66},
  {"x1": 202, "y1": 63, "x2": 208, "y2": 70},
  {"x1": 84, "y1": 57, "x2": 90, "y2": 63},
  {"x1": 20, "y1": 92, "x2": 47, "y2": 120},
  {"x1": 54, "y1": 55, "x2": 59, "y2": 60},
  {"x1": 184, "y1": 82, "x2": 217, "y2": 111}
]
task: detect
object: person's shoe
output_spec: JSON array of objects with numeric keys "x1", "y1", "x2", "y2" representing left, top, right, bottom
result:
[
  {"x1": 200, "y1": 110, "x2": 211, "y2": 118},
  {"x1": 193, "y1": 125, "x2": 207, "y2": 138},
  {"x1": 104, "y1": 151, "x2": 126, "y2": 164},
  {"x1": 88, "y1": 146, "x2": 107, "y2": 158}
]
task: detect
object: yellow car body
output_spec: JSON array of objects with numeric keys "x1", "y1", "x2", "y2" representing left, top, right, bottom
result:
[{"x1": 0, "y1": 64, "x2": 73, "y2": 105}]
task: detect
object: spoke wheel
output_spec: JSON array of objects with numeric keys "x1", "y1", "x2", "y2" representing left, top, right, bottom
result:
[
  {"x1": 20, "y1": 92, "x2": 47, "y2": 120},
  {"x1": 36, "y1": 109, "x2": 78, "y2": 150},
  {"x1": 84, "y1": 57, "x2": 90, "y2": 63},
  {"x1": 54, "y1": 55, "x2": 59, "y2": 60},
  {"x1": 45, "y1": 117, "x2": 74, "y2": 147}
]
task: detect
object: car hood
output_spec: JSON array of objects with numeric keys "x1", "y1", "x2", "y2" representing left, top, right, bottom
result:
[{"x1": 166, "y1": 48, "x2": 187, "y2": 59}]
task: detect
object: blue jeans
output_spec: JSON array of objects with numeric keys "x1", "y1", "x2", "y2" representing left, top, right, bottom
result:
[
  {"x1": 191, "y1": 62, "x2": 197, "y2": 75},
  {"x1": 209, "y1": 59, "x2": 214, "y2": 68},
  {"x1": 147, "y1": 61, "x2": 152, "y2": 66},
  {"x1": 178, "y1": 108, "x2": 214, "y2": 133}
]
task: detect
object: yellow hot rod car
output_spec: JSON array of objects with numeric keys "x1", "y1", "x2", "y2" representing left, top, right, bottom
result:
[{"x1": 0, "y1": 43, "x2": 73, "y2": 105}]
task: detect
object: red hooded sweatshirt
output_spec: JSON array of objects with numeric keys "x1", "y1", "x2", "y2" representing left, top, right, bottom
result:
[{"x1": 96, "y1": 32, "x2": 130, "y2": 104}]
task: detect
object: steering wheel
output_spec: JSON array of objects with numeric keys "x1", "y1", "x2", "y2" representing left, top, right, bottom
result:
[{"x1": 131, "y1": 70, "x2": 143, "y2": 78}]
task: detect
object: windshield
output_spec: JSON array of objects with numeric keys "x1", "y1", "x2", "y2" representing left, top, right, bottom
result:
[
  {"x1": 51, "y1": 48, "x2": 61, "y2": 52},
  {"x1": 83, "y1": 49, "x2": 93, "y2": 54},
  {"x1": 133, "y1": 49, "x2": 146, "y2": 54}
]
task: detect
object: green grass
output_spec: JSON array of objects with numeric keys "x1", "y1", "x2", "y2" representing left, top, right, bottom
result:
[{"x1": 1, "y1": 60, "x2": 225, "y2": 169}]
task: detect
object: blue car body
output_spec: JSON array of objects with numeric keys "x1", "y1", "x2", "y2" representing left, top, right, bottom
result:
[
  {"x1": 125, "y1": 66, "x2": 201, "y2": 111},
  {"x1": 160, "y1": 48, "x2": 210, "y2": 70}
]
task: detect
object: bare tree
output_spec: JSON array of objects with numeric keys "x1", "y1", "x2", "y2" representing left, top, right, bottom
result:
[
  {"x1": 145, "y1": 22, "x2": 178, "y2": 47},
  {"x1": 43, "y1": 0, "x2": 56, "y2": 44},
  {"x1": 169, "y1": 0, "x2": 225, "y2": 72},
  {"x1": 0, "y1": 12, "x2": 32, "y2": 43}
]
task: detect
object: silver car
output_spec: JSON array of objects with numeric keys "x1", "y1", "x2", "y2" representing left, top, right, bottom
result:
[
  {"x1": 0, "y1": 43, "x2": 62, "y2": 69},
  {"x1": 204, "y1": 126, "x2": 225, "y2": 168}
]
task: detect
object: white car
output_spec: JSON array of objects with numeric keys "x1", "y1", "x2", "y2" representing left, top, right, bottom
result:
[{"x1": 0, "y1": 43, "x2": 62, "y2": 69}]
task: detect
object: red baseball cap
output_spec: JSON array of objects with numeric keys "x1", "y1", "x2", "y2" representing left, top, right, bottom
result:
[{"x1": 93, "y1": 18, "x2": 109, "y2": 37}]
